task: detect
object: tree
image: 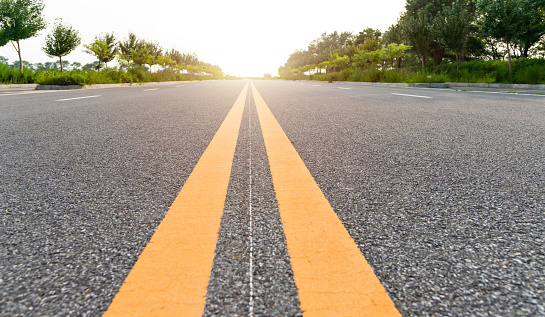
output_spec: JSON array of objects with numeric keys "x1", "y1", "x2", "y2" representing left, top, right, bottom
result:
[
  {"x1": 353, "y1": 28, "x2": 382, "y2": 45},
  {"x1": 404, "y1": 0, "x2": 457, "y2": 66},
  {"x1": 71, "y1": 61, "x2": 81, "y2": 70},
  {"x1": 166, "y1": 49, "x2": 187, "y2": 71},
  {"x1": 432, "y1": 1, "x2": 473, "y2": 78},
  {"x1": 0, "y1": 0, "x2": 47, "y2": 72},
  {"x1": 516, "y1": 1, "x2": 545, "y2": 57},
  {"x1": 353, "y1": 49, "x2": 384, "y2": 69},
  {"x1": 44, "y1": 61, "x2": 57, "y2": 69},
  {"x1": 0, "y1": 55, "x2": 7, "y2": 64},
  {"x1": 42, "y1": 19, "x2": 80, "y2": 72},
  {"x1": 144, "y1": 40, "x2": 162, "y2": 72},
  {"x1": 157, "y1": 55, "x2": 176, "y2": 70},
  {"x1": 383, "y1": 20, "x2": 405, "y2": 46},
  {"x1": 131, "y1": 47, "x2": 152, "y2": 69},
  {"x1": 83, "y1": 33, "x2": 118, "y2": 70},
  {"x1": 118, "y1": 31, "x2": 143, "y2": 69},
  {"x1": 83, "y1": 40, "x2": 108, "y2": 70},
  {"x1": 476, "y1": 0, "x2": 545, "y2": 77},
  {"x1": 401, "y1": 11, "x2": 435, "y2": 70},
  {"x1": 383, "y1": 43, "x2": 412, "y2": 69}
]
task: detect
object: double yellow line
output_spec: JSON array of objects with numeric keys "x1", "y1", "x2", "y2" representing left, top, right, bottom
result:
[{"x1": 104, "y1": 82, "x2": 400, "y2": 317}]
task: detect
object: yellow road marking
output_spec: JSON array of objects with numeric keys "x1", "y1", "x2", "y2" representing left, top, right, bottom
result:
[
  {"x1": 104, "y1": 82, "x2": 249, "y2": 317},
  {"x1": 251, "y1": 82, "x2": 401, "y2": 317}
]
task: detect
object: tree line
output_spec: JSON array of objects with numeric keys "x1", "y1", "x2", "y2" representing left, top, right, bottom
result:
[
  {"x1": 0, "y1": 0, "x2": 223, "y2": 77},
  {"x1": 279, "y1": 0, "x2": 545, "y2": 81}
]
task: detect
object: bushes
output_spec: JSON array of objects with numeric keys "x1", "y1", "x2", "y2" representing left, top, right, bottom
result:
[
  {"x1": 1, "y1": 65, "x2": 221, "y2": 85},
  {"x1": 0, "y1": 63, "x2": 37, "y2": 84},
  {"x1": 281, "y1": 57, "x2": 545, "y2": 84},
  {"x1": 436, "y1": 59, "x2": 545, "y2": 84},
  {"x1": 36, "y1": 72, "x2": 86, "y2": 85}
]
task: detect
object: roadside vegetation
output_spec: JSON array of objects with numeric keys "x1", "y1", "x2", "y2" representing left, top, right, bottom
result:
[
  {"x1": 278, "y1": 0, "x2": 545, "y2": 84},
  {"x1": 0, "y1": 0, "x2": 224, "y2": 85}
]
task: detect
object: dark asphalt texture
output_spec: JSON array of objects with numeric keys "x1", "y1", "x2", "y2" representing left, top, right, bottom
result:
[
  {"x1": 204, "y1": 87, "x2": 302, "y2": 316},
  {"x1": 1, "y1": 80, "x2": 544, "y2": 316},
  {"x1": 0, "y1": 82, "x2": 245, "y2": 316},
  {"x1": 253, "y1": 80, "x2": 545, "y2": 316}
]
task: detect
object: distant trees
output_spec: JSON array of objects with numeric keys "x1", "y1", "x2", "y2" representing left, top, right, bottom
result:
[
  {"x1": 431, "y1": 1, "x2": 473, "y2": 77},
  {"x1": 280, "y1": 0, "x2": 545, "y2": 81},
  {"x1": 83, "y1": 33, "x2": 117, "y2": 70},
  {"x1": 140, "y1": 40, "x2": 161, "y2": 72},
  {"x1": 279, "y1": 28, "x2": 413, "y2": 80},
  {"x1": 42, "y1": 19, "x2": 80, "y2": 72},
  {"x1": 0, "y1": 1, "x2": 224, "y2": 80},
  {"x1": 476, "y1": 0, "x2": 545, "y2": 76},
  {"x1": 0, "y1": 0, "x2": 47, "y2": 71},
  {"x1": 110, "y1": 32, "x2": 222, "y2": 76}
]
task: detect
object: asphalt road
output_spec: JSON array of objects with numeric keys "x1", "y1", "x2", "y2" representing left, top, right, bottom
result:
[{"x1": 1, "y1": 80, "x2": 544, "y2": 316}]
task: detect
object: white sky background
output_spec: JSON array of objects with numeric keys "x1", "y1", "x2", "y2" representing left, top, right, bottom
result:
[{"x1": 0, "y1": 0, "x2": 407, "y2": 77}]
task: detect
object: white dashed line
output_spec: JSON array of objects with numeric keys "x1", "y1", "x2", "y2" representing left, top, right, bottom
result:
[
  {"x1": 337, "y1": 87, "x2": 352, "y2": 90},
  {"x1": 55, "y1": 95, "x2": 101, "y2": 102},
  {"x1": 142, "y1": 88, "x2": 159, "y2": 91},
  {"x1": 462, "y1": 90, "x2": 545, "y2": 97},
  {"x1": 392, "y1": 93, "x2": 433, "y2": 99},
  {"x1": 248, "y1": 89, "x2": 254, "y2": 317}
]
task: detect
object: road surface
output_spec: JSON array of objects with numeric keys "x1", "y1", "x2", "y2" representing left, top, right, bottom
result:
[{"x1": 1, "y1": 80, "x2": 544, "y2": 316}]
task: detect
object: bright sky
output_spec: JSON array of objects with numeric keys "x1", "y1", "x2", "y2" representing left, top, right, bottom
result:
[{"x1": 0, "y1": 0, "x2": 407, "y2": 77}]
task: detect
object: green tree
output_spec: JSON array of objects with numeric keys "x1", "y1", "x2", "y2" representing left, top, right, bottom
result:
[
  {"x1": 383, "y1": 43, "x2": 412, "y2": 69},
  {"x1": 157, "y1": 55, "x2": 176, "y2": 70},
  {"x1": 516, "y1": 0, "x2": 545, "y2": 57},
  {"x1": 42, "y1": 19, "x2": 80, "y2": 72},
  {"x1": 353, "y1": 28, "x2": 382, "y2": 45},
  {"x1": 432, "y1": 1, "x2": 473, "y2": 78},
  {"x1": 131, "y1": 46, "x2": 152, "y2": 69},
  {"x1": 354, "y1": 49, "x2": 384, "y2": 69},
  {"x1": 118, "y1": 31, "x2": 143, "y2": 69},
  {"x1": 144, "y1": 40, "x2": 162, "y2": 72},
  {"x1": 401, "y1": 11, "x2": 435, "y2": 70},
  {"x1": 327, "y1": 53, "x2": 350, "y2": 72},
  {"x1": 83, "y1": 40, "x2": 108, "y2": 70},
  {"x1": 383, "y1": 20, "x2": 405, "y2": 46},
  {"x1": 119, "y1": 31, "x2": 142, "y2": 54},
  {"x1": 83, "y1": 33, "x2": 118, "y2": 70},
  {"x1": 166, "y1": 48, "x2": 186, "y2": 71},
  {"x1": 0, "y1": 0, "x2": 47, "y2": 72},
  {"x1": 71, "y1": 61, "x2": 81, "y2": 70},
  {"x1": 476, "y1": 0, "x2": 545, "y2": 77}
]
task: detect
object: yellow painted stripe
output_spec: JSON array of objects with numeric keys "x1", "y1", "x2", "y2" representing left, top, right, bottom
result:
[
  {"x1": 104, "y1": 82, "x2": 249, "y2": 317},
  {"x1": 251, "y1": 82, "x2": 401, "y2": 317}
]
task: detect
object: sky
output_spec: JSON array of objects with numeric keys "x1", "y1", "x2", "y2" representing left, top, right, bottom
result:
[{"x1": 0, "y1": 0, "x2": 407, "y2": 77}]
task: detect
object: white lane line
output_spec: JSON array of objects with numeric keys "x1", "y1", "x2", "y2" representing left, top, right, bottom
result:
[
  {"x1": 143, "y1": 88, "x2": 159, "y2": 91},
  {"x1": 392, "y1": 93, "x2": 433, "y2": 99},
  {"x1": 337, "y1": 87, "x2": 352, "y2": 90},
  {"x1": 55, "y1": 95, "x2": 101, "y2": 102},
  {"x1": 248, "y1": 88, "x2": 254, "y2": 317},
  {"x1": 0, "y1": 91, "x2": 58, "y2": 97},
  {"x1": 463, "y1": 90, "x2": 545, "y2": 97},
  {"x1": 176, "y1": 85, "x2": 186, "y2": 87}
]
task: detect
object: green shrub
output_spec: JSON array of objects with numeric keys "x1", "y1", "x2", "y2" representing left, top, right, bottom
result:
[
  {"x1": 36, "y1": 72, "x2": 86, "y2": 85},
  {"x1": 515, "y1": 63, "x2": 545, "y2": 84},
  {"x1": 340, "y1": 68, "x2": 354, "y2": 80},
  {"x1": 0, "y1": 63, "x2": 37, "y2": 84}
]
